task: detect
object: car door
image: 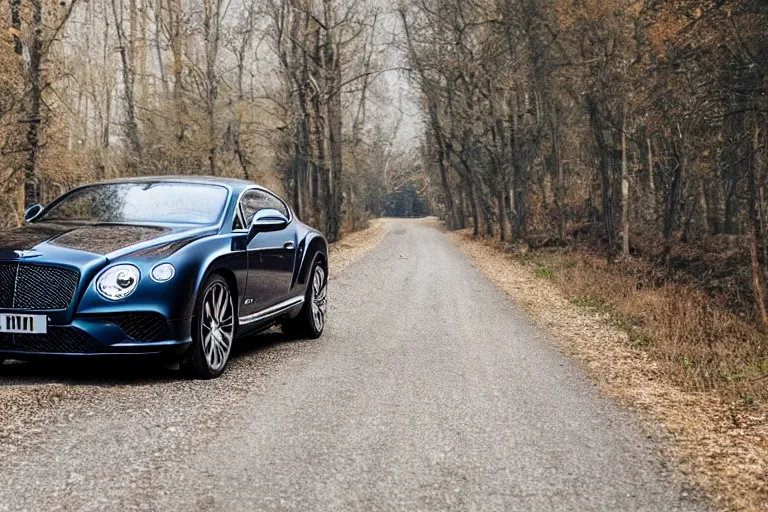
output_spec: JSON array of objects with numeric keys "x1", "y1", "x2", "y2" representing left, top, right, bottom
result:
[{"x1": 239, "y1": 189, "x2": 297, "y2": 315}]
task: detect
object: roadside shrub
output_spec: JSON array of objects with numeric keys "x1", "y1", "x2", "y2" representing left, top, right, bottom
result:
[{"x1": 536, "y1": 251, "x2": 768, "y2": 400}]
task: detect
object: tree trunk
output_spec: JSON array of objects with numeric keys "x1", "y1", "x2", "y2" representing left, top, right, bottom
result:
[
  {"x1": 587, "y1": 96, "x2": 617, "y2": 252},
  {"x1": 111, "y1": 0, "x2": 142, "y2": 156},
  {"x1": 760, "y1": 185, "x2": 768, "y2": 264},
  {"x1": 10, "y1": 0, "x2": 21, "y2": 55},
  {"x1": 312, "y1": 88, "x2": 327, "y2": 229},
  {"x1": 510, "y1": 99, "x2": 527, "y2": 239},
  {"x1": 23, "y1": 0, "x2": 44, "y2": 208},
  {"x1": 550, "y1": 105, "x2": 565, "y2": 241},
  {"x1": 621, "y1": 109, "x2": 629, "y2": 258},
  {"x1": 168, "y1": 0, "x2": 185, "y2": 141},
  {"x1": 647, "y1": 136, "x2": 655, "y2": 195},
  {"x1": 497, "y1": 190, "x2": 507, "y2": 242},
  {"x1": 202, "y1": 0, "x2": 222, "y2": 175},
  {"x1": 663, "y1": 134, "x2": 685, "y2": 256},
  {"x1": 322, "y1": 1, "x2": 343, "y2": 242},
  {"x1": 154, "y1": 1, "x2": 169, "y2": 97},
  {"x1": 103, "y1": 81, "x2": 112, "y2": 149},
  {"x1": 468, "y1": 179, "x2": 480, "y2": 236},
  {"x1": 327, "y1": 63, "x2": 343, "y2": 241},
  {"x1": 748, "y1": 123, "x2": 768, "y2": 327}
]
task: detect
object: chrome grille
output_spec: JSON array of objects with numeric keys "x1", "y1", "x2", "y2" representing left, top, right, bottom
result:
[
  {"x1": 0, "y1": 263, "x2": 79, "y2": 310},
  {"x1": 0, "y1": 264, "x2": 15, "y2": 306}
]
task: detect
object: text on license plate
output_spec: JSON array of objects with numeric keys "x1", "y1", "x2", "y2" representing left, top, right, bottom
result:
[{"x1": 0, "y1": 313, "x2": 47, "y2": 334}]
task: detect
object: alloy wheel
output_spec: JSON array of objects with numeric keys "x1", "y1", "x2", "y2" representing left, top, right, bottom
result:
[
  {"x1": 201, "y1": 282, "x2": 234, "y2": 372},
  {"x1": 310, "y1": 266, "x2": 328, "y2": 332}
]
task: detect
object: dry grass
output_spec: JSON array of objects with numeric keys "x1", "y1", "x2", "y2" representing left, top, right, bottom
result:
[
  {"x1": 329, "y1": 218, "x2": 389, "y2": 276},
  {"x1": 448, "y1": 229, "x2": 768, "y2": 512},
  {"x1": 538, "y1": 251, "x2": 768, "y2": 402}
]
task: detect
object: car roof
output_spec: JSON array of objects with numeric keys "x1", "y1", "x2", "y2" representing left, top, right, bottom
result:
[
  {"x1": 82, "y1": 176, "x2": 279, "y2": 197},
  {"x1": 65, "y1": 177, "x2": 290, "y2": 214},
  {"x1": 92, "y1": 176, "x2": 255, "y2": 188}
]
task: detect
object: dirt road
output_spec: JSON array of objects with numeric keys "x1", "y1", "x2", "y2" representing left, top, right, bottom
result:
[{"x1": 0, "y1": 219, "x2": 705, "y2": 511}]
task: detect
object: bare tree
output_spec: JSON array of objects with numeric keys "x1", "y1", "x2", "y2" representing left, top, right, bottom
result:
[{"x1": 110, "y1": 0, "x2": 142, "y2": 156}]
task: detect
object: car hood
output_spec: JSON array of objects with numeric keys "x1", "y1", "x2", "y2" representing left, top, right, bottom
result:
[{"x1": 0, "y1": 222, "x2": 215, "y2": 262}]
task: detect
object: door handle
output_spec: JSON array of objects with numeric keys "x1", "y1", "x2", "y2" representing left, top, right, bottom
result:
[{"x1": 283, "y1": 241, "x2": 295, "y2": 250}]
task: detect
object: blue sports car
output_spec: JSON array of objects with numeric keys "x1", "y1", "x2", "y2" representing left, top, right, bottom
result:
[{"x1": 0, "y1": 177, "x2": 328, "y2": 378}]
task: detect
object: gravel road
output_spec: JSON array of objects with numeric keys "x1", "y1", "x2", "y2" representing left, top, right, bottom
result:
[{"x1": 0, "y1": 219, "x2": 706, "y2": 511}]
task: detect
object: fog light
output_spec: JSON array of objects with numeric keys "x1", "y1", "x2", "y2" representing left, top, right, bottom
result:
[{"x1": 151, "y1": 263, "x2": 175, "y2": 282}]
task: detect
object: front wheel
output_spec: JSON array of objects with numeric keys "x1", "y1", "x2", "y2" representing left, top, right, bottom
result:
[
  {"x1": 282, "y1": 262, "x2": 327, "y2": 339},
  {"x1": 183, "y1": 274, "x2": 235, "y2": 379}
]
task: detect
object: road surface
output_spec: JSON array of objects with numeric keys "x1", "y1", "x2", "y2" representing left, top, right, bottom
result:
[{"x1": 0, "y1": 219, "x2": 705, "y2": 511}]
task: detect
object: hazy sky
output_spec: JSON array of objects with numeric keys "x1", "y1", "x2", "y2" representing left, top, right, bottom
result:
[{"x1": 368, "y1": 7, "x2": 424, "y2": 152}]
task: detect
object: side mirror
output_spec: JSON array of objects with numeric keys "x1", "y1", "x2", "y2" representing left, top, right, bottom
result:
[
  {"x1": 24, "y1": 204, "x2": 43, "y2": 223},
  {"x1": 247, "y1": 208, "x2": 288, "y2": 241}
]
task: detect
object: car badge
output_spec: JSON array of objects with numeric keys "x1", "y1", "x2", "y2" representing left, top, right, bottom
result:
[{"x1": 14, "y1": 250, "x2": 39, "y2": 258}]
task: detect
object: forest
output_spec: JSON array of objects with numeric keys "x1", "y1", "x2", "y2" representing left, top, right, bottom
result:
[
  {"x1": 400, "y1": 1, "x2": 768, "y2": 324},
  {"x1": 2, "y1": 1, "x2": 768, "y2": 506},
  {"x1": 2, "y1": 0, "x2": 768, "y2": 331},
  {"x1": 0, "y1": 0, "x2": 411, "y2": 244}
]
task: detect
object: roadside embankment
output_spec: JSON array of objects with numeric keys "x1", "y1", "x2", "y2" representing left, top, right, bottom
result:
[{"x1": 329, "y1": 218, "x2": 390, "y2": 275}]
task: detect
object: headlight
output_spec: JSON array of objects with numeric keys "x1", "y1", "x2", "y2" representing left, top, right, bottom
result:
[
  {"x1": 151, "y1": 263, "x2": 175, "y2": 282},
  {"x1": 96, "y1": 264, "x2": 140, "y2": 300}
]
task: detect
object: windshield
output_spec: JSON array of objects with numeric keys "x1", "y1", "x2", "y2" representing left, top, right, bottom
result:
[{"x1": 38, "y1": 182, "x2": 228, "y2": 225}]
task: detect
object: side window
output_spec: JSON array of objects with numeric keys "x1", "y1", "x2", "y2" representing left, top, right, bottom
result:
[
  {"x1": 232, "y1": 211, "x2": 244, "y2": 230},
  {"x1": 266, "y1": 194, "x2": 290, "y2": 218},
  {"x1": 238, "y1": 190, "x2": 289, "y2": 226}
]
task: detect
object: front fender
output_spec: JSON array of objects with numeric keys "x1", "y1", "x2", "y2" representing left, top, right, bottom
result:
[{"x1": 75, "y1": 234, "x2": 245, "y2": 320}]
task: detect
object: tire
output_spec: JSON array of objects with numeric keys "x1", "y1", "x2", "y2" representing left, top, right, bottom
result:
[
  {"x1": 282, "y1": 260, "x2": 327, "y2": 339},
  {"x1": 183, "y1": 274, "x2": 235, "y2": 379}
]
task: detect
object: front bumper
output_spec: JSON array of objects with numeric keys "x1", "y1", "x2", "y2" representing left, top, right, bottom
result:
[{"x1": 0, "y1": 314, "x2": 192, "y2": 358}]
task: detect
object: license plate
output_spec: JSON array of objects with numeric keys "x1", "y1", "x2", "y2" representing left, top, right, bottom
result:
[{"x1": 0, "y1": 313, "x2": 47, "y2": 334}]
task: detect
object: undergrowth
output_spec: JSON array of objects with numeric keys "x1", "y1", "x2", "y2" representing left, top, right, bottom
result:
[{"x1": 526, "y1": 250, "x2": 768, "y2": 402}]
